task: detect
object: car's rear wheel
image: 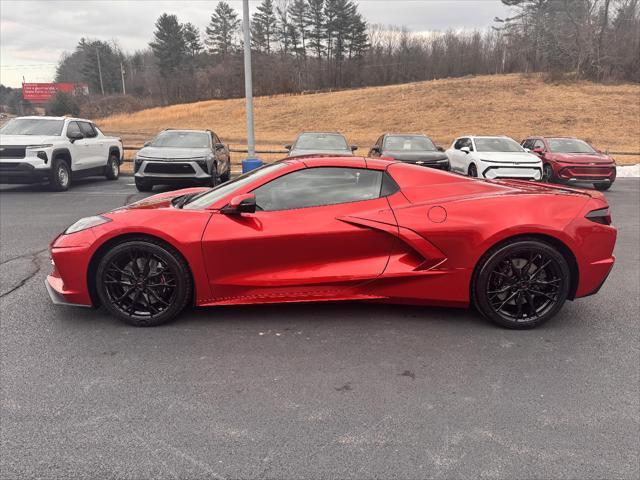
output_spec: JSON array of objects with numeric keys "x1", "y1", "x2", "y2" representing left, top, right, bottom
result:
[
  {"x1": 468, "y1": 164, "x2": 478, "y2": 178},
  {"x1": 473, "y1": 239, "x2": 570, "y2": 329},
  {"x1": 105, "y1": 154, "x2": 120, "y2": 180},
  {"x1": 542, "y1": 164, "x2": 555, "y2": 183},
  {"x1": 96, "y1": 239, "x2": 192, "y2": 327},
  {"x1": 50, "y1": 159, "x2": 70, "y2": 191},
  {"x1": 594, "y1": 182, "x2": 611, "y2": 191},
  {"x1": 135, "y1": 178, "x2": 153, "y2": 192}
]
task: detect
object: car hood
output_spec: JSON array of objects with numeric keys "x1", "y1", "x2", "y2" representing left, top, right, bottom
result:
[
  {"x1": 288, "y1": 149, "x2": 353, "y2": 157},
  {"x1": 113, "y1": 187, "x2": 210, "y2": 211},
  {"x1": 137, "y1": 146, "x2": 211, "y2": 160},
  {"x1": 475, "y1": 151, "x2": 541, "y2": 163},
  {"x1": 0, "y1": 134, "x2": 60, "y2": 145},
  {"x1": 548, "y1": 152, "x2": 614, "y2": 164},
  {"x1": 382, "y1": 150, "x2": 448, "y2": 162}
]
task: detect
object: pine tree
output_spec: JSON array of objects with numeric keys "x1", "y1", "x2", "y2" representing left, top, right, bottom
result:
[
  {"x1": 149, "y1": 14, "x2": 186, "y2": 77},
  {"x1": 182, "y1": 22, "x2": 203, "y2": 57},
  {"x1": 288, "y1": 0, "x2": 308, "y2": 57},
  {"x1": 346, "y1": 12, "x2": 369, "y2": 59},
  {"x1": 305, "y1": 0, "x2": 326, "y2": 58},
  {"x1": 205, "y1": 1, "x2": 241, "y2": 56},
  {"x1": 252, "y1": 0, "x2": 277, "y2": 53},
  {"x1": 276, "y1": 2, "x2": 292, "y2": 55}
]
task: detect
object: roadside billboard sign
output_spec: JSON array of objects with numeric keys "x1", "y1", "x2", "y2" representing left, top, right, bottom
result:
[{"x1": 22, "y1": 83, "x2": 89, "y2": 103}]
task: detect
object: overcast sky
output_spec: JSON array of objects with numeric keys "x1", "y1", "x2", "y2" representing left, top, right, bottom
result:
[{"x1": 0, "y1": 0, "x2": 510, "y2": 88}]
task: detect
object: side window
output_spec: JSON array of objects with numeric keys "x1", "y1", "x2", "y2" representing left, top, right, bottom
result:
[
  {"x1": 522, "y1": 139, "x2": 533, "y2": 150},
  {"x1": 454, "y1": 138, "x2": 470, "y2": 150},
  {"x1": 252, "y1": 167, "x2": 383, "y2": 212},
  {"x1": 465, "y1": 138, "x2": 474, "y2": 151},
  {"x1": 78, "y1": 122, "x2": 97, "y2": 138},
  {"x1": 66, "y1": 122, "x2": 81, "y2": 138},
  {"x1": 533, "y1": 139, "x2": 546, "y2": 150}
]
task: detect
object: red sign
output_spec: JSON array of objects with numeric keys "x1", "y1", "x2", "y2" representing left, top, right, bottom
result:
[{"x1": 22, "y1": 83, "x2": 89, "y2": 103}]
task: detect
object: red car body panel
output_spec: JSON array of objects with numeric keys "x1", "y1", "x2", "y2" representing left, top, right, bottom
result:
[
  {"x1": 523, "y1": 136, "x2": 617, "y2": 183},
  {"x1": 48, "y1": 157, "x2": 616, "y2": 312}
]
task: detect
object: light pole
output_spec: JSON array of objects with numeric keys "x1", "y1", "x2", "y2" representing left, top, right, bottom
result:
[{"x1": 242, "y1": 0, "x2": 256, "y2": 160}]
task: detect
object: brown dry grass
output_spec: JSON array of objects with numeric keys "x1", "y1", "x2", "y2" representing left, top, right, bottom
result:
[{"x1": 98, "y1": 74, "x2": 640, "y2": 165}]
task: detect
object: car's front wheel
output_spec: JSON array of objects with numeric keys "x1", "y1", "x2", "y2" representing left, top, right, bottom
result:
[
  {"x1": 96, "y1": 239, "x2": 192, "y2": 326},
  {"x1": 473, "y1": 239, "x2": 570, "y2": 329},
  {"x1": 50, "y1": 159, "x2": 71, "y2": 191},
  {"x1": 468, "y1": 163, "x2": 478, "y2": 178},
  {"x1": 542, "y1": 164, "x2": 555, "y2": 183},
  {"x1": 135, "y1": 178, "x2": 153, "y2": 192}
]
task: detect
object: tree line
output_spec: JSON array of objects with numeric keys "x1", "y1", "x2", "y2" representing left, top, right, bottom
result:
[{"x1": 2, "y1": 0, "x2": 637, "y2": 114}]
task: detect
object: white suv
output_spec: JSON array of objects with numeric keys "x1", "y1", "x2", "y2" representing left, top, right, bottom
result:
[
  {"x1": 446, "y1": 135, "x2": 542, "y2": 180},
  {"x1": 0, "y1": 116, "x2": 123, "y2": 191}
]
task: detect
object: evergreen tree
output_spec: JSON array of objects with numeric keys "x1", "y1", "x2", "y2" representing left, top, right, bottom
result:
[
  {"x1": 205, "y1": 1, "x2": 241, "y2": 56},
  {"x1": 149, "y1": 14, "x2": 186, "y2": 77},
  {"x1": 288, "y1": 0, "x2": 308, "y2": 57},
  {"x1": 252, "y1": 0, "x2": 277, "y2": 53},
  {"x1": 276, "y1": 2, "x2": 292, "y2": 55},
  {"x1": 305, "y1": 0, "x2": 326, "y2": 58},
  {"x1": 182, "y1": 22, "x2": 204, "y2": 57},
  {"x1": 346, "y1": 12, "x2": 368, "y2": 59}
]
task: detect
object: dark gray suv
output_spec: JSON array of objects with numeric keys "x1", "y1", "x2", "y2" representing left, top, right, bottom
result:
[{"x1": 134, "y1": 129, "x2": 231, "y2": 192}]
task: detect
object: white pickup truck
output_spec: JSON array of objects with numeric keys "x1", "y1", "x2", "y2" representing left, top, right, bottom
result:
[{"x1": 0, "y1": 116, "x2": 123, "y2": 191}]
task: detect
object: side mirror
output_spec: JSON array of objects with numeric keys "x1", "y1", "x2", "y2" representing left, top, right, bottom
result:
[
  {"x1": 460, "y1": 146, "x2": 471, "y2": 154},
  {"x1": 437, "y1": 146, "x2": 444, "y2": 152},
  {"x1": 371, "y1": 146, "x2": 381, "y2": 154},
  {"x1": 533, "y1": 147, "x2": 545, "y2": 154},
  {"x1": 214, "y1": 143, "x2": 225, "y2": 150},
  {"x1": 284, "y1": 144, "x2": 292, "y2": 151},
  {"x1": 350, "y1": 145, "x2": 358, "y2": 152},
  {"x1": 68, "y1": 131, "x2": 84, "y2": 143},
  {"x1": 221, "y1": 193, "x2": 256, "y2": 215},
  {"x1": 143, "y1": 141, "x2": 151, "y2": 147}
]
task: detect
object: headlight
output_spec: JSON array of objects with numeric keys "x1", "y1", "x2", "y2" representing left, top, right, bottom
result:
[{"x1": 64, "y1": 215, "x2": 111, "y2": 234}]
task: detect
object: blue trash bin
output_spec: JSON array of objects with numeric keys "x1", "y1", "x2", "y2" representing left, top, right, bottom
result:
[{"x1": 242, "y1": 157, "x2": 264, "y2": 174}]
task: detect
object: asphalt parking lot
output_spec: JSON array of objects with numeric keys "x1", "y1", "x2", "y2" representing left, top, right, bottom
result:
[{"x1": 1, "y1": 177, "x2": 638, "y2": 479}]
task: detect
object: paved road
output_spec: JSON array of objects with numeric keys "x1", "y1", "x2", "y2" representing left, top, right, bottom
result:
[{"x1": 1, "y1": 178, "x2": 638, "y2": 479}]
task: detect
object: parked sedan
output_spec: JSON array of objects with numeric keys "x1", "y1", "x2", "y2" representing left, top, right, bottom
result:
[
  {"x1": 134, "y1": 129, "x2": 231, "y2": 192},
  {"x1": 446, "y1": 135, "x2": 542, "y2": 180},
  {"x1": 368, "y1": 133, "x2": 449, "y2": 170},
  {"x1": 285, "y1": 132, "x2": 357, "y2": 157},
  {"x1": 47, "y1": 156, "x2": 615, "y2": 330},
  {"x1": 522, "y1": 136, "x2": 616, "y2": 191}
]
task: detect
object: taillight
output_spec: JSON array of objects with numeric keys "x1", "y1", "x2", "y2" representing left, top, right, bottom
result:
[{"x1": 586, "y1": 207, "x2": 612, "y2": 225}]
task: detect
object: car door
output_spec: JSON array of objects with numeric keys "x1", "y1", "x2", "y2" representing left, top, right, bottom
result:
[
  {"x1": 200, "y1": 166, "x2": 397, "y2": 303},
  {"x1": 449, "y1": 137, "x2": 470, "y2": 172},
  {"x1": 64, "y1": 121, "x2": 89, "y2": 172},
  {"x1": 78, "y1": 121, "x2": 105, "y2": 169}
]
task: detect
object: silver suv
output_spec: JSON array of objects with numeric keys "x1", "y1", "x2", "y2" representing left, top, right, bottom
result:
[{"x1": 134, "y1": 129, "x2": 231, "y2": 192}]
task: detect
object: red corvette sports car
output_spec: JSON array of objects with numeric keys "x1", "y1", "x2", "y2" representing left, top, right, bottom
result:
[{"x1": 47, "y1": 156, "x2": 616, "y2": 329}]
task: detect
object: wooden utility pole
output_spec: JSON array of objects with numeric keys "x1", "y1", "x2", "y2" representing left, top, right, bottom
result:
[{"x1": 96, "y1": 49, "x2": 105, "y2": 95}]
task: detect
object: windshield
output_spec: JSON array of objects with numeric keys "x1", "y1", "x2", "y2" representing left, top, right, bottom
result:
[
  {"x1": 384, "y1": 135, "x2": 437, "y2": 152},
  {"x1": 474, "y1": 137, "x2": 524, "y2": 153},
  {"x1": 548, "y1": 138, "x2": 596, "y2": 154},
  {"x1": 0, "y1": 118, "x2": 64, "y2": 136},
  {"x1": 294, "y1": 133, "x2": 349, "y2": 151},
  {"x1": 184, "y1": 162, "x2": 287, "y2": 209},
  {"x1": 150, "y1": 131, "x2": 210, "y2": 148}
]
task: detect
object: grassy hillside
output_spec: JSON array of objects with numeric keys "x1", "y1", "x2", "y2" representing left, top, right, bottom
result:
[{"x1": 98, "y1": 74, "x2": 640, "y2": 165}]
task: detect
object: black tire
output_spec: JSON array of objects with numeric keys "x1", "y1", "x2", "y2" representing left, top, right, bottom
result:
[
  {"x1": 542, "y1": 164, "x2": 555, "y2": 183},
  {"x1": 594, "y1": 183, "x2": 611, "y2": 191},
  {"x1": 205, "y1": 164, "x2": 219, "y2": 187},
  {"x1": 472, "y1": 238, "x2": 571, "y2": 329},
  {"x1": 468, "y1": 163, "x2": 478, "y2": 178},
  {"x1": 105, "y1": 154, "x2": 120, "y2": 180},
  {"x1": 50, "y1": 159, "x2": 71, "y2": 191},
  {"x1": 220, "y1": 168, "x2": 230, "y2": 183},
  {"x1": 135, "y1": 178, "x2": 153, "y2": 192},
  {"x1": 96, "y1": 239, "x2": 192, "y2": 327}
]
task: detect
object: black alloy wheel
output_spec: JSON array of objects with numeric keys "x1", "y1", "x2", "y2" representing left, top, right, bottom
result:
[
  {"x1": 473, "y1": 239, "x2": 570, "y2": 329},
  {"x1": 542, "y1": 164, "x2": 554, "y2": 183},
  {"x1": 468, "y1": 164, "x2": 478, "y2": 178},
  {"x1": 96, "y1": 240, "x2": 192, "y2": 326}
]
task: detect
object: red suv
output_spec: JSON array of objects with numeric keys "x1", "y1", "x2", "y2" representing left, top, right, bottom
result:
[{"x1": 522, "y1": 136, "x2": 616, "y2": 191}]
